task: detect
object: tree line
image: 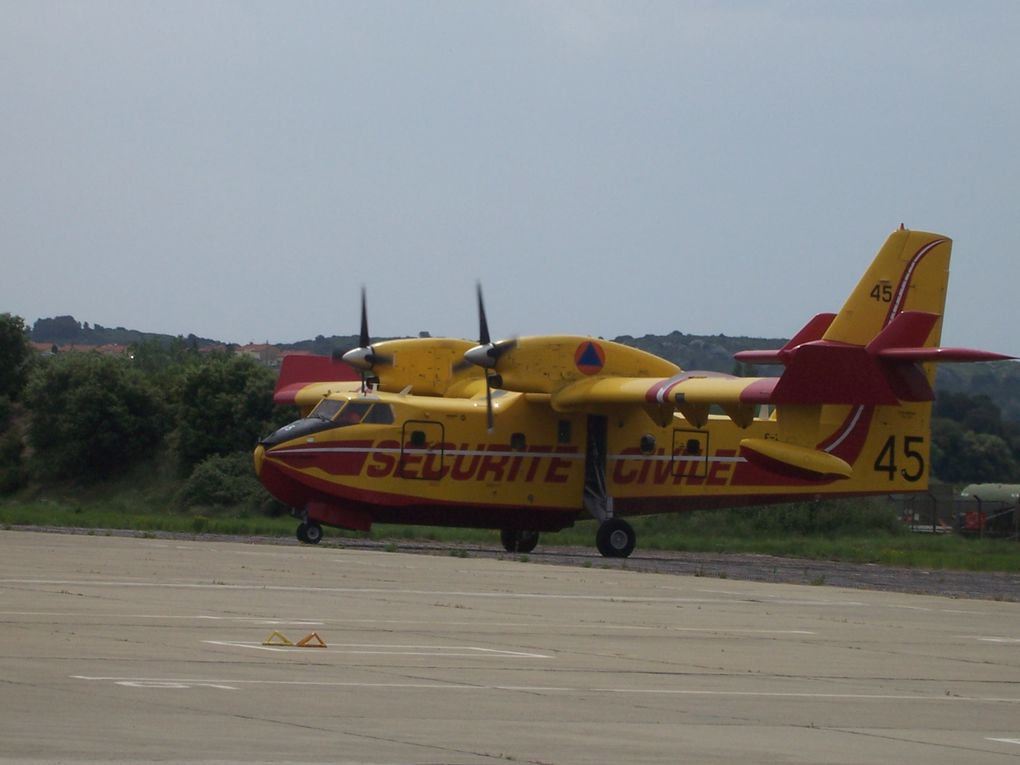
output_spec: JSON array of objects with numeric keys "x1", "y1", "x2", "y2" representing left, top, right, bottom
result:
[
  {"x1": 0, "y1": 313, "x2": 288, "y2": 508},
  {"x1": 932, "y1": 391, "x2": 1020, "y2": 483}
]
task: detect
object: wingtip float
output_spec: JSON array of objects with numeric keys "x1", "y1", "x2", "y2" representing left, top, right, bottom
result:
[{"x1": 255, "y1": 227, "x2": 1014, "y2": 558}]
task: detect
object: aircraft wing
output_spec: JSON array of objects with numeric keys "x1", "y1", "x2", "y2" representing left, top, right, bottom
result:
[{"x1": 550, "y1": 372, "x2": 773, "y2": 428}]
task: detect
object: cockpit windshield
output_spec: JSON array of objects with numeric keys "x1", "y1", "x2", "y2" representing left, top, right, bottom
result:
[
  {"x1": 309, "y1": 399, "x2": 344, "y2": 421},
  {"x1": 308, "y1": 399, "x2": 394, "y2": 427}
]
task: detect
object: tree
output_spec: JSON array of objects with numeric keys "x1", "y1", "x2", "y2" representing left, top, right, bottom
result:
[
  {"x1": 0, "y1": 313, "x2": 32, "y2": 400},
  {"x1": 23, "y1": 353, "x2": 167, "y2": 481},
  {"x1": 935, "y1": 391, "x2": 1004, "y2": 436},
  {"x1": 31, "y1": 315, "x2": 83, "y2": 344},
  {"x1": 171, "y1": 353, "x2": 276, "y2": 472},
  {"x1": 932, "y1": 417, "x2": 1019, "y2": 483}
]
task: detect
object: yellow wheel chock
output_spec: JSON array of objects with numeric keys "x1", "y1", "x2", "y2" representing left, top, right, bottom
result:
[
  {"x1": 262, "y1": 630, "x2": 294, "y2": 646},
  {"x1": 261, "y1": 630, "x2": 327, "y2": 648}
]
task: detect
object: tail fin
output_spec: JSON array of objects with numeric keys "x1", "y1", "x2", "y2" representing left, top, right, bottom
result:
[
  {"x1": 823, "y1": 227, "x2": 950, "y2": 347},
  {"x1": 735, "y1": 227, "x2": 1011, "y2": 406},
  {"x1": 736, "y1": 227, "x2": 1010, "y2": 483}
]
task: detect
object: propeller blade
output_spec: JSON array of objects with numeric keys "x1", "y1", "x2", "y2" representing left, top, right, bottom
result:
[
  {"x1": 451, "y1": 357, "x2": 475, "y2": 374},
  {"x1": 359, "y1": 286, "x2": 370, "y2": 349},
  {"x1": 463, "y1": 284, "x2": 518, "y2": 374},
  {"x1": 476, "y1": 282, "x2": 490, "y2": 345},
  {"x1": 485, "y1": 374, "x2": 494, "y2": 432}
]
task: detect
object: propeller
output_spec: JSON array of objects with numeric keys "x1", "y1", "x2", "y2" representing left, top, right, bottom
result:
[
  {"x1": 461, "y1": 283, "x2": 517, "y2": 431},
  {"x1": 339, "y1": 287, "x2": 392, "y2": 391}
]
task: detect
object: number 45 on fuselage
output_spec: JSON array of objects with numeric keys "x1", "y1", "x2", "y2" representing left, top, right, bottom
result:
[{"x1": 254, "y1": 227, "x2": 1012, "y2": 557}]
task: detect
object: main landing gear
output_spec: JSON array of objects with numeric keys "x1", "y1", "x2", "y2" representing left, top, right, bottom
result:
[
  {"x1": 584, "y1": 414, "x2": 636, "y2": 558},
  {"x1": 500, "y1": 529, "x2": 540, "y2": 554},
  {"x1": 595, "y1": 517, "x2": 636, "y2": 558},
  {"x1": 296, "y1": 521, "x2": 323, "y2": 545}
]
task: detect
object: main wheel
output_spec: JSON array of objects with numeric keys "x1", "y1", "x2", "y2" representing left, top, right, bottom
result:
[
  {"x1": 500, "y1": 529, "x2": 540, "y2": 554},
  {"x1": 295, "y1": 523, "x2": 309, "y2": 543},
  {"x1": 303, "y1": 522, "x2": 324, "y2": 545},
  {"x1": 596, "y1": 518, "x2": 635, "y2": 558}
]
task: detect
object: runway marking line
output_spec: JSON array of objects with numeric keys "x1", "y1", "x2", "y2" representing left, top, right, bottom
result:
[
  {"x1": 959, "y1": 636, "x2": 1020, "y2": 644},
  {"x1": 205, "y1": 640, "x2": 553, "y2": 658},
  {"x1": 0, "y1": 611, "x2": 813, "y2": 637},
  {"x1": 0, "y1": 579, "x2": 860, "y2": 606},
  {"x1": 988, "y1": 738, "x2": 1020, "y2": 746},
  {"x1": 70, "y1": 676, "x2": 1020, "y2": 703},
  {"x1": 0, "y1": 611, "x2": 324, "y2": 626}
]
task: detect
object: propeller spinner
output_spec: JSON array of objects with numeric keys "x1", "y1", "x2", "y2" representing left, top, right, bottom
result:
[{"x1": 462, "y1": 284, "x2": 517, "y2": 430}]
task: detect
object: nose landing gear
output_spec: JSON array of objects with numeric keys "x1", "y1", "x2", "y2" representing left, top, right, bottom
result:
[
  {"x1": 296, "y1": 521, "x2": 323, "y2": 544},
  {"x1": 500, "y1": 529, "x2": 540, "y2": 554}
]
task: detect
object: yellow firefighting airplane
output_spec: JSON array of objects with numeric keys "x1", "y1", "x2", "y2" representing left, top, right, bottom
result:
[{"x1": 254, "y1": 227, "x2": 1011, "y2": 556}]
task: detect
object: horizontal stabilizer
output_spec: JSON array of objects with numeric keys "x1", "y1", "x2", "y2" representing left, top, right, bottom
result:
[
  {"x1": 741, "y1": 309, "x2": 1014, "y2": 406},
  {"x1": 734, "y1": 313, "x2": 836, "y2": 365},
  {"x1": 874, "y1": 346, "x2": 1014, "y2": 363},
  {"x1": 865, "y1": 311, "x2": 939, "y2": 353},
  {"x1": 740, "y1": 438, "x2": 852, "y2": 481}
]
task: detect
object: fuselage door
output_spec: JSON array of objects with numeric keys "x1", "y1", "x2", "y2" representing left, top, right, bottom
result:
[
  {"x1": 400, "y1": 420, "x2": 445, "y2": 480},
  {"x1": 672, "y1": 428, "x2": 709, "y2": 479}
]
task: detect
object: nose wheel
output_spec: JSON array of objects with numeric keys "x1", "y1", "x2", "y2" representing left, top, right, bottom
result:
[
  {"x1": 500, "y1": 529, "x2": 540, "y2": 554},
  {"x1": 596, "y1": 518, "x2": 635, "y2": 558},
  {"x1": 296, "y1": 521, "x2": 323, "y2": 545}
]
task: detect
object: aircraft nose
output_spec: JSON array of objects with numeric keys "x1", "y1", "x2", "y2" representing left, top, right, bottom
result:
[{"x1": 253, "y1": 444, "x2": 265, "y2": 477}]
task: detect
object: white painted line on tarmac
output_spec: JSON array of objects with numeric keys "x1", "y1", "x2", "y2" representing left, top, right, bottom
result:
[
  {"x1": 988, "y1": 738, "x2": 1020, "y2": 746},
  {"x1": 592, "y1": 688, "x2": 1020, "y2": 702},
  {"x1": 204, "y1": 640, "x2": 552, "y2": 658},
  {"x1": 70, "y1": 675, "x2": 1020, "y2": 703},
  {"x1": 0, "y1": 610, "x2": 813, "y2": 637},
  {"x1": 959, "y1": 636, "x2": 1020, "y2": 644},
  {"x1": 0, "y1": 579, "x2": 858, "y2": 606},
  {"x1": 3, "y1": 612, "x2": 309, "y2": 625},
  {"x1": 667, "y1": 628, "x2": 816, "y2": 635}
]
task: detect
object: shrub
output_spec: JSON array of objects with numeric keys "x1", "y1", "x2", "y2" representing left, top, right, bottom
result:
[
  {"x1": 23, "y1": 353, "x2": 167, "y2": 482},
  {"x1": 0, "y1": 427, "x2": 26, "y2": 495},
  {"x1": 171, "y1": 354, "x2": 275, "y2": 473},
  {"x1": 176, "y1": 452, "x2": 281, "y2": 513}
]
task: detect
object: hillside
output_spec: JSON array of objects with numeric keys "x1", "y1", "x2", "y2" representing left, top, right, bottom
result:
[
  {"x1": 31, "y1": 316, "x2": 219, "y2": 349},
  {"x1": 29, "y1": 315, "x2": 1020, "y2": 420}
]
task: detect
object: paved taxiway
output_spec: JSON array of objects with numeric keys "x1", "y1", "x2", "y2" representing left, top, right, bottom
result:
[{"x1": 1, "y1": 530, "x2": 1018, "y2": 764}]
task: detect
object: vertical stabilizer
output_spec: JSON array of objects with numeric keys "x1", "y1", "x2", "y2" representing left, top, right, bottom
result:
[{"x1": 823, "y1": 228, "x2": 951, "y2": 348}]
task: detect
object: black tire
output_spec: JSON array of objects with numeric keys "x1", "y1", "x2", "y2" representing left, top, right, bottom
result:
[
  {"x1": 500, "y1": 529, "x2": 540, "y2": 554},
  {"x1": 303, "y1": 522, "x2": 323, "y2": 545},
  {"x1": 295, "y1": 523, "x2": 309, "y2": 543},
  {"x1": 596, "y1": 518, "x2": 635, "y2": 558}
]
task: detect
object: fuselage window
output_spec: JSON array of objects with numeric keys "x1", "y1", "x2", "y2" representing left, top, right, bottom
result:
[{"x1": 363, "y1": 404, "x2": 395, "y2": 424}]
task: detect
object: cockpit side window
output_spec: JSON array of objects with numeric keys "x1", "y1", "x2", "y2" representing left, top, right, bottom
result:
[
  {"x1": 363, "y1": 404, "x2": 395, "y2": 424},
  {"x1": 337, "y1": 401, "x2": 372, "y2": 425}
]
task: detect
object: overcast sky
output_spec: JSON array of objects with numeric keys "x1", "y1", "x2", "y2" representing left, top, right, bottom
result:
[{"x1": 3, "y1": 1, "x2": 1018, "y2": 356}]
